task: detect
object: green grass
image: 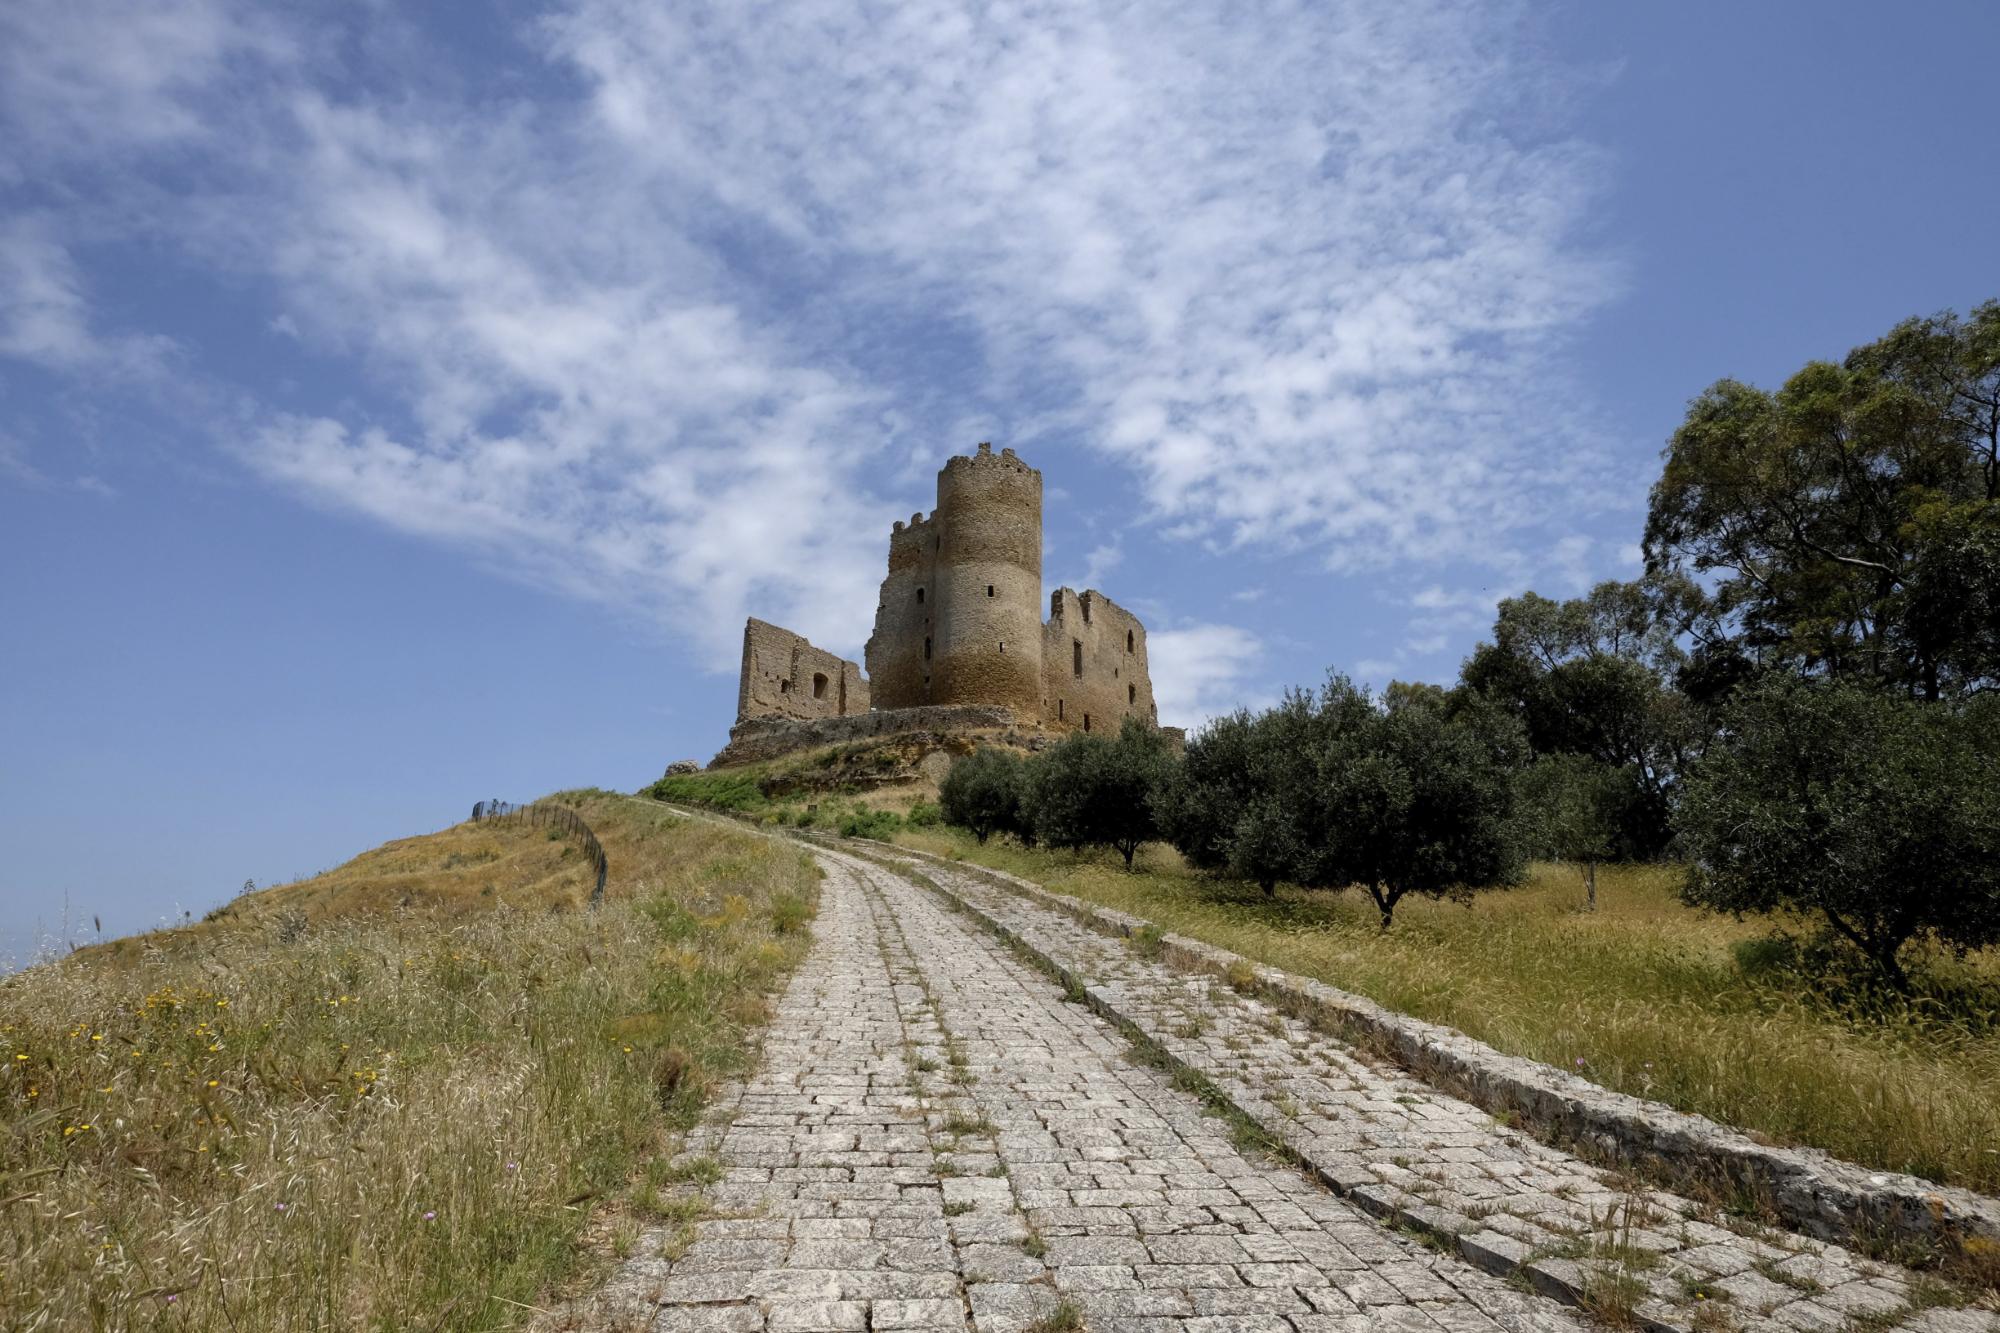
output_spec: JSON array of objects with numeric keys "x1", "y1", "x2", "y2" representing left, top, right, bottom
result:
[
  {"x1": 893, "y1": 826, "x2": 2000, "y2": 1195},
  {"x1": 1, "y1": 794, "x2": 819, "y2": 1330}
]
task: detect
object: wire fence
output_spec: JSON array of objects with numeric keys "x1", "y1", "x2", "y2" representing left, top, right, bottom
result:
[{"x1": 469, "y1": 798, "x2": 609, "y2": 908}]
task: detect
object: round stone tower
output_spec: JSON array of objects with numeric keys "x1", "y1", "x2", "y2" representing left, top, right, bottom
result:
[{"x1": 930, "y1": 443, "x2": 1043, "y2": 717}]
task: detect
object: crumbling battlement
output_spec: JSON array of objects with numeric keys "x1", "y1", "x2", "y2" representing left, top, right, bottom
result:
[
  {"x1": 1043, "y1": 587, "x2": 1155, "y2": 734},
  {"x1": 736, "y1": 619, "x2": 868, "y2": 724},
  {"x1": 726, "y1": 442, "x2": 1161, "y2": 764}
]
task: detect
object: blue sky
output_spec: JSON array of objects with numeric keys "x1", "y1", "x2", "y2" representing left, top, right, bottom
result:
[{"x1": 3, "y1": 0, "x2": 1994, "y2": 963}]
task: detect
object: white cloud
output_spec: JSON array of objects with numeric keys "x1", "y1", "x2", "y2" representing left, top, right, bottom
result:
[
  {"x1": 1059, "y1": 541, "x2": 1122, "y2": 595},
  {"x1": 1148, "y1": 623, "x2": 1264, "y2": 728},
  {"x1": 3, "y1": 0, "x2": 1621, "y2": 671},
  {"x1": 0, "y1": 0, "x2": 289, "y2": 167},
  {"x1": 550, "y1": 0, "x2": 1618, "y2": 573}
]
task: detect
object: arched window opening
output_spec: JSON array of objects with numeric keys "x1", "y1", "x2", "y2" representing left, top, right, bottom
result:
[
  {"x1": 812, "y1": 672, "x2": 829, "y2": 700},
  {"x1": 1128, "y1": 683, "x2": 1136, "y2": 705},
  {"x1": 987, "y1": 584, "x2": 995, "y2": 597},
  {"x1": 1083, "y1": 714, "x2": 1091, "y2": 732},
  {"x1": 916, "y1": 587, "x2": 925, "y2": 604},
  {"x1": 778, "y1": 679, "x2": 792, "y2": 694},
  {"x1": 1072, "y1": 640, "x2": 1083, "y2": 678},
  {"x1": 1126, "y1": 629, "x2": 1134, "y2": 653}
]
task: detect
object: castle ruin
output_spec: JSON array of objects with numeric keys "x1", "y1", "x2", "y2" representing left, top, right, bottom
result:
[{"x1": 717, "y1": 443, "x2": 1160, "y2": 765}]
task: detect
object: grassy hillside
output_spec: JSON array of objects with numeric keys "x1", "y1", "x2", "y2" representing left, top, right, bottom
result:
[
  {"x1": 1, "y1": 792, "x2": 819, "y2": 1331},
  {"x1": 890, "y1": 825, "x2": 2000, "y2": 1198}
]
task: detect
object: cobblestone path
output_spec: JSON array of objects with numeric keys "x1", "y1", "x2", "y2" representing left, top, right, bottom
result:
[
  {"x1": 880, "y1": 850, "x2": 2000, "y2": 1333},
  {"x1": 588, "y1": 843, "x2": 1588, "y2": 1333}
]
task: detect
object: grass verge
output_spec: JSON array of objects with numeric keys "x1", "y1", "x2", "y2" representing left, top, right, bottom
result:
[
  {"x1": 890, "y1": 826, "x2": 2000, "y2": 1195},
  {"x1": 1, "y1": 793, "x2": 818, "y2": 1330}
]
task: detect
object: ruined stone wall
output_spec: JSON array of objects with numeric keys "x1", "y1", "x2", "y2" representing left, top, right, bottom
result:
[
  {"x1": 736, "y1": 618, "x2": 869, "y2": 724},
  {"x1": 758, "y1": 443, "x2": 1164, "y2": 749},
  {"x1": 1040, "y1": 588, "x2": 1156, "y2": 734},
  {"x1": 863, "y1": 513, "x2": 938, "y2": 710},
  {"x1": 931, "y1": 445, "x2": 1044, "y2": 718},
  {"x1": 710, "y1": 703, "x2": 1022, "y2": 768}
]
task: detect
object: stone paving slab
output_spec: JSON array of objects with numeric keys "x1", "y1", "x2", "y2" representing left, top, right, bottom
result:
[
  {"x1": 874, "y1": 843, "x2": 2000, "y2": 1333},
  {"x1": 870, "y1": 844, "x2": 2000, "y2": 1268},
  {"x1": 574, "y1": 827, "x2": 1595, "y2": 1332}
]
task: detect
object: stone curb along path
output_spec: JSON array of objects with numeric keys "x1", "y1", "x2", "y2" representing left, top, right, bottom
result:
[
  {"x1": 865, "y1": 845, "x2": 2000, "y2": 1257},
  {"x1": 856, "y1": 838, "x2": 2000, "y2": 1333}
]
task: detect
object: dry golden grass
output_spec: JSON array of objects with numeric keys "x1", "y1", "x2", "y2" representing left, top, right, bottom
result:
[
  {"x1": 893, "y1": 827, "x2": 2000, "y2": 1195},
  {"x1": 1, "y1": 792, "x2": 819, "y2": 1330}
]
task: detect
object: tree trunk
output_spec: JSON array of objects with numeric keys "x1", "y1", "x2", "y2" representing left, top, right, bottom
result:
[
  {"x1": 1370, "y1": 884, "x2": 1398, "y2": 932},
  {"x1": 1586, "y1": 860, "x2": 1597, "y2": 913},
  {"x1": 1822, "y1": 908, "x2": 1912, "y2": 993},
  {"x1": 1259, "y1": 879, "x2": 1275, "y2": 899}
]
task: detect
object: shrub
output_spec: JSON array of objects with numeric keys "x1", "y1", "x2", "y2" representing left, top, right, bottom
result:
[
  {"x1": 835, "y1": 807, "x2": 904, "y2": 841},
  {"x1": 905, "y1": 800, "x2": 942, "y2": 828},
  {"x1": 1676, "y1": 677, "x2": 2000, "y2": 990}
]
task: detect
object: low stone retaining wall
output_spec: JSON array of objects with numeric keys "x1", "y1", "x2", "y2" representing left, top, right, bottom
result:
[
  {"x1": 709, "y1": 704, "x2": 1024, "y2": 767},
  {"x1": 878, "y1": 841, "x2": 2000, "y2": 1270}
]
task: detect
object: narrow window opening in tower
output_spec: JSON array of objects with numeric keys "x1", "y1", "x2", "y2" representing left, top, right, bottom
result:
[
  {"x1": 1072, "y1": 640, "x2": 1083, "y2": 678},
  {"x1": 812, "y1": 672, "x2": 828, "y2": 700},
  {"x1": 1083, "y1": 714, "x2": 1091, "y2": 732},
  {"x1": 1128, "y1": 683, "x2": 1136, "y2": 705},
  {"x1": 998, "y1": 640, "x2": 1004, "y2": 654},
  {"x1": 1082, "y1": 599, "x2": 1092, "y2": 625},
  {"x1": 987, "y1": 585, "x2": 994, "y2": 597},
  {"x1": 916, "y1": 587, "x2": 924, "y2": 604},
  {"x1": 779, "y1": 679, "x2": 791, "y2": 694},
  {"x1": 924, "y1": 637, "x2": 932, "y2": 661},
  {"x1": 1126, "y1": 629, "x2": 1134, "y2": 652},
  {"x1": 1058, "y1": 699, "x2": 1065, "y2": 721}
]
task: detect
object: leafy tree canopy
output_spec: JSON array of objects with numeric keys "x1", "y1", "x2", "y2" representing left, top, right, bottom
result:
[
  {"x1": 1459, "y1": 580, "x2": 1702, "y2": 857},
  {"x1": 1027, "y1": 718, "x2": 1176, "y2": 866},
  {"x1": 1163, "y1": 677, "x2": 1523, "y2": 927},
  {"x1": 1645, "y1": 301, "x2": 2000, "y2": 700},
  {"x1": 937, "y1": 747, "x2": 1028, "y2": 845},
  {"x1": 1674, "y1": 676, "x2": 2000, "y2": 990}
]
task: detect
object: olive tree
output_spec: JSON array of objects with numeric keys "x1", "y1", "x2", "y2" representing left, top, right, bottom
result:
[
  {"x1": 1027, "y1": 718, "x2": 1177, "y2": 866},
  {"x1": 1165, "y1": 676, "x2": 1524, "y2": 927},
  {"x1": 938, "y1": 747, "x2": 1028, "y2": 844},
  {"x1": 1675, "y1": 676, "x2": 2000, "y2": 990},
  {"x1": 1312, "y1": 681, "x2": 1525, "y2": 929},
  {"x1": 1515, "y1": 753, "x2": 1626, "y2": 910}
]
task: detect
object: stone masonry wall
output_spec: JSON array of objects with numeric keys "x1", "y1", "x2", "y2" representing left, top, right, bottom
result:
[
  {"x1": 732, "y1": 444, "x2": 1163, "y2": 764},
  {"x1": 710, "y1": 703, "x2": 1019, "y2": 768},
  {"x1": 1041, "y1": 588, "x2": 1155, "y2": 734},
  {"x1": 863, "y1": 512, "x2": 938, "y2": 710},
  {"x1": 736, "y1": 618, "x2": 869, "y2": 724},
  {"x1": 930, "y1": 445, "x2": 1044, "y2": 719}
]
